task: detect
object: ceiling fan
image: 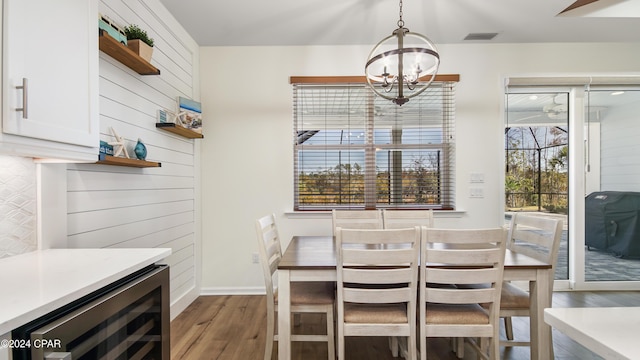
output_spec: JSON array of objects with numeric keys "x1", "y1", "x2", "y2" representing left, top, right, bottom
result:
[{"x1": 559, "y1": 0, "x2": 601, "y2": 14}]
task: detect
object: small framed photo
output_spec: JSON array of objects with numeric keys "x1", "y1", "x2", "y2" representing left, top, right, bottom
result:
[
  {"x1": 177, "y1": 97, "x2": 202, "y2": 134},
  {"x1": 158, "y1": 109, "x2": 180, "y2": 125}
]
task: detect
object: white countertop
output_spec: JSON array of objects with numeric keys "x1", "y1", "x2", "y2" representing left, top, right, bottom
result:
[
  {"x1": 544, "y1": 307, "x2": 640, "y2": 360},
  {"x1": 0, "y1": 248, "x2": 171, "y2": 335}
]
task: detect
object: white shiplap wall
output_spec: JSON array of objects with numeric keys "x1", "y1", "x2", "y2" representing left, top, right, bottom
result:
[{"x1": 66, "y1": 0, "x2": 200, "y2": 318}]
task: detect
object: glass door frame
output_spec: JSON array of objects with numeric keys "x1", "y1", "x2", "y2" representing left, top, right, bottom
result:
[{"x1": 505, "y1": 83, "x2": 640, "y2": 291}]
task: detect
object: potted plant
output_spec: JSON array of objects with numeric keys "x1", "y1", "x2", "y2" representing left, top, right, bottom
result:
[{"x1": 124, "y1": 24, "x2": 154, "y2": 62}]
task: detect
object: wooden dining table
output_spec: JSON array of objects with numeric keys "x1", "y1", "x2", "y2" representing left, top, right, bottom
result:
[{"x1": 277, "y1": 235, "x2": 554, "y2": 360}]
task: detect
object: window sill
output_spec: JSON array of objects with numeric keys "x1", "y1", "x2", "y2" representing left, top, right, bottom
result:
[{"x1": 284, "y1": 210, "x2": 467, "y2": 219}]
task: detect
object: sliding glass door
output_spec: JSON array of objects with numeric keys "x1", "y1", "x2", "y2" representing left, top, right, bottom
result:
[
  {"x1": 583, "y1": 88, "x2": 640, "y2": 286},
  {"x1": 506, "y1": 82, "x2": 640, "y2": 290},
  {"x1": 505, "y1": 90, "x2": 569, "y2": 284}
]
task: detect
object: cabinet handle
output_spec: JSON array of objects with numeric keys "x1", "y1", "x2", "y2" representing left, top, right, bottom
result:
[{"x1": 16, "y1": 77, "x2": 28, "y2": 119}]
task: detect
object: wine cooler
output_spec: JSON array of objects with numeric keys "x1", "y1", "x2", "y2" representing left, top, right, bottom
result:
[{"x1": 12, "y1": 264, "x2": 169, "y2": 360}]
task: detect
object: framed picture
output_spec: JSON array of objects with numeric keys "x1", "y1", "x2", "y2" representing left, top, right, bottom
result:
[
  {"x1": 157, "y1": 109, "x2": 179, "y2": 125},
  {"x1": 177, "y1": 97, "x2": 202, "y2": 133}
]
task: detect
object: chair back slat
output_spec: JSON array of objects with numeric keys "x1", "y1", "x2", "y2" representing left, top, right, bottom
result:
[
  {"x1": 344, "y1": 287, "x2": 412, "y2": 304},
  {"x1": 507, "y1": 213, "x2": 563, "y2": 265},
  {"x1": 343, "y1": 267, "x2": 414, "y2": 284},
  {"x1": 383, "y1": 209, "x2": 434, "y2": 229},
  {"x1": 426, "y1": 248, "x2": 504, "y2": 265},
  {"x1": 343, "y1": 248, "x2": 416, "y2": 265},
  {"x1": 332, "y1": 209, "x2": 383, "y2": 235},
  {"x1": 427, "y1": 267, "x2": 502, "y2": 285},
  {"x1": 426, "y1": 287, "x2": 497, "y2": 304}
]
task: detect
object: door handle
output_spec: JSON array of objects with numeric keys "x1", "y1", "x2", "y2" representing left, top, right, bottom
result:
[{"x1": 16, "y1": 77, "x2": 28, "y2": 119}]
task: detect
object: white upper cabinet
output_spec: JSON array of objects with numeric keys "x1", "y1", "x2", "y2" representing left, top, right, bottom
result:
[{"x1": 2, "y1": 0, "x2": 99, "y2": 161}]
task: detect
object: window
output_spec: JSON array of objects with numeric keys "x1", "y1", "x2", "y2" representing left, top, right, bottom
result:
[{"x1": 292, "y1": 76, "x2": 457, "y2": 210}]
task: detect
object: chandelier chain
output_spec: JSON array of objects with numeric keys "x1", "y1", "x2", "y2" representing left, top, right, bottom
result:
[{"x1": 398, "y1": 0, "x2": 404, "y2": 28}]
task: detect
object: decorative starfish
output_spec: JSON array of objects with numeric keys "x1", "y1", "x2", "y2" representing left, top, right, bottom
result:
[
  {"x1": 108, "y1": 126, "x2": 129, "y2": 158},
  {"x1": 176, "y1": 111, "x2": 188, "y2": 127}
]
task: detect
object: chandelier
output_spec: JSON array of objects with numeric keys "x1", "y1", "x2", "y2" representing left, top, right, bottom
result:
[{"x1": 365, "y1": 0, "x2": 440, "y2": 106}]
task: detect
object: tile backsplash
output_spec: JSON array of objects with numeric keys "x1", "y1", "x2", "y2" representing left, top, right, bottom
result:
[{"x1": 0, "y1": 155, "x2": 36, "y2": 259}]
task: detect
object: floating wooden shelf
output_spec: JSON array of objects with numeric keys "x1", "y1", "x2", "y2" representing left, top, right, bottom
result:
[
  {"x1": 97, "y1": 154, "x2": 161, "y2": 168},
  {"x1": 98, "y1": 29, "x2": 160, "y2": 75},
  {"x1": 155, "y1": 123, "x2": 204, "y2": 139}
]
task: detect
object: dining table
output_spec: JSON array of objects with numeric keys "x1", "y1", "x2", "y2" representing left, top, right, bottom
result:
[{"x1": 277, "y1": 235, "x2": 554, "y2": 360}]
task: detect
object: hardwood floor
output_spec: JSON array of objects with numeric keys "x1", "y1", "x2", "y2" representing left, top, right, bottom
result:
[{"x1": 171, "y1": 291, "x2": 640, "y2": 359}]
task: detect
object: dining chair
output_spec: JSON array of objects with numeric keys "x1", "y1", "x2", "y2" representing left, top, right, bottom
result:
[
  {"x1": 382, "y1": 209, "x2": 434, "y2": 356},
  {"x1": 335, "y1": 226, "x2": 420, "y2": 360},
  {"x1": 383, "y1": 209, "x2": 434, "y2": 229},
  {"x1": 500, "y1": 213, "x2": 563, "y2": 348},
  {"x1": 420, "y1": 227, "x2": 507, "y2": 360},
  {"x1": 331, "y1": 209, "x2": 383, "y2": 235},
  {"x1": 255, "y1": 214, "x2": 336, "y2": 360}
]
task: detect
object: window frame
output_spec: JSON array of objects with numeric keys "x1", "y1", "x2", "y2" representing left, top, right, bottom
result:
[{"x1": 292, "y1": 75, "x2": 459, "y2": 211}]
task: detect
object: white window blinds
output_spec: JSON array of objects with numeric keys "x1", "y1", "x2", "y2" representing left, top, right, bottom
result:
[{"x1": 293, "y1": 76, "x2": 457, "y2": 211}]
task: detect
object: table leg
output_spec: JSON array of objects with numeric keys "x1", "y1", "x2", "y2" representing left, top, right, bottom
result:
[
  {"x1": 278, "y1": 269, "x2": 291, "y2": 360},
  {"x1": 530, "y1": 269, "x2": 553, "y2": 360}
]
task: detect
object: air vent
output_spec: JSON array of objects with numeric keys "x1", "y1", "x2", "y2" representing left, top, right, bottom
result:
[{"x1": 463, "y1": 33, "x2": 498, "y2": 41}]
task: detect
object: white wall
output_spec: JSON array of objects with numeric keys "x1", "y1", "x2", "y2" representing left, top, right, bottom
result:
[
  {"x1": 199, "y1": 42, "x2": 640, "y2": 293},
  {"x1": 62, "y1": 0, "x2": 201, "y2": 318}
]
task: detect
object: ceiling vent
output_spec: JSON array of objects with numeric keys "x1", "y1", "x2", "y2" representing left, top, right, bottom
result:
[{"x1": 463, "y1": 32, "x2": 498, "y2": 41}]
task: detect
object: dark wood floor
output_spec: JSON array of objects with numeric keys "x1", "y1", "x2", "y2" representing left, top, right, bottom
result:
[{"x1": 171, "y1": 291, "x2": 640, "y2": 359}]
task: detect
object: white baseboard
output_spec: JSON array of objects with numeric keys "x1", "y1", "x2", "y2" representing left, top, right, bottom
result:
[
  {"x1": 170, "y1": 285, "x2": 199, "y2": 321},
  {"x1": 200, "y1": 286, "x2": 265, "y2": 296}
]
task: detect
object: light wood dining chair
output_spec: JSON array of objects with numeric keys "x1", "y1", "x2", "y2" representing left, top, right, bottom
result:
[
  {"x1": 383, "y1": 209, "x2": 434, "y2": 229},
  {"x1": 255, "y1": 214, "x2": 335, "y2": 360},
  {"x1": 331, "y1": 209, "x2": 382, "y2": 235},
  {"x1": 382, "y1": 209, "x2": 434, "y2": 356},
  {"x1": 420, "y1": 227, "x2": 507, "y2": 360},
  {"x1": 500, "y1": 213, "x2": 563, "y2": 348},
  {"x1": 335, "y1": 226, "x2": 420, "y2": 360}
]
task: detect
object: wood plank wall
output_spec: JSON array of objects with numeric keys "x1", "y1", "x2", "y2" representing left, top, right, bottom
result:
[{"x1": 66, "y1": 0, "x2": 200, "y2": 318}]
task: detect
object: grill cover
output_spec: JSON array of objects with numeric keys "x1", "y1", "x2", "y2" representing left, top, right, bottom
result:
[{"x1": 585, "y1": 191, "x2": 640, "y2": 258}]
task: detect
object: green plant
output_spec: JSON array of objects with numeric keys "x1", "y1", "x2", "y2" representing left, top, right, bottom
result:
[{"x1": 123, "y1": 24, "x2": 154, "y2": 47}]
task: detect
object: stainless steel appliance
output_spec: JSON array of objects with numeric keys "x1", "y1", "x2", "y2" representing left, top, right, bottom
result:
[{"x1": 12, "y1": 264, "x2": 169, "y2": 360}]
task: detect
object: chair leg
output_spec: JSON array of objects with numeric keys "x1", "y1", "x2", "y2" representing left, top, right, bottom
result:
[
  {"x1": 455, "y1": 337, "x2": 464, "y2": 358},
  {"x1": 479, "y1": 337, "x2": 488, "y2": 360},
  {"x1": 337, "y1": 319, "x2": 344, "y2": 360},
  {"x1": 408, "y1": 333, "x2": 417, "y2": 360},
  {"x1": 389, "y1": 337, "x2": 399, "y2": 357},
  {"x1": 504, "y1": 317, "x2": 514, "y2": 340},
  {"x1": 265, "y1": 307, "x2": 275, "y2": 360},
  {"x1": 326, "y1": 306, "x2": 335, "y2": 360}
]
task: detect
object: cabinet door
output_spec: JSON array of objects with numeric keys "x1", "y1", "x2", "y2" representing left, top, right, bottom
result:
[{"x1": 2, "y1": 0, "x2": 98, "y2": 148}]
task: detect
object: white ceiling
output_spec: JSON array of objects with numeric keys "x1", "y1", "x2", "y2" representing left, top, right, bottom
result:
[{"x1": 158, "y1": 0, "x2": 640, "y2": 46}]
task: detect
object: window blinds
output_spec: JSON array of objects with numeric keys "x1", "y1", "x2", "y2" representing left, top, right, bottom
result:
[{"x1": 293, "y1": 79, "x2": 456, "y2": 211}]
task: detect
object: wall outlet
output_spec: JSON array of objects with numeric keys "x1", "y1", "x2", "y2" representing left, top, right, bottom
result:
[
  {"x1": 470, "y1": 187, "x2": 484, "y2": 198},
  {"x1": 252, "y1": 252, "x2": 260, "y2": 264}
]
